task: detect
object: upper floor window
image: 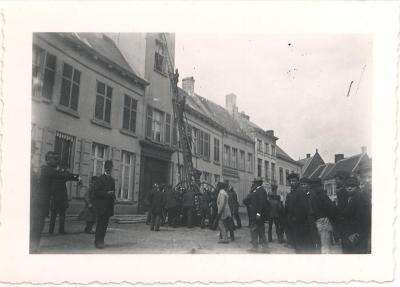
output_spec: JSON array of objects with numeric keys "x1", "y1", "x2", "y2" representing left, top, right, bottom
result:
[
  {"x1": 265, "y1": 161, "x2": 270, "y2": 180},
  {"x1": 223, "y1": 145, "x2": 231, "y2": 167},
  {"x1": 60, "y1": 63, "x2": 81, "y2": 111},
  {"x1": 146, "y1": 106, "x2": 164, "y2": 143},
  {"x1": 239, "y1": 150, "x2": 245, "y2": 170},
  {"x1": 122, "y1": 95, "x2": 138, "y2": 134},
  {"x1": 279, "y1": 167, "x2": 284, "y2": 185},
  {"x1": 154, "y1": 40, "x2": 167, "y2": 74},
  {"x1": 214, "y1": 138, "x2": 220, "y2": 163},
  {"x1": 94, "y1": 81, "x2": 112, "y2": 123},
  {"x1": 32, "y1": 46, "x2": 56, "y2": 100},
  {"x1": 247, "y1": 153, "x2": 253, "y2": 173},
  {"x1": 257, "y1": 158, "x2": 262, "y2": 177},
  {"x1": 271, "y1": 145, "x2": 276, "y2": 156},
  {"x1": 265, "y1": 143, "x2": 270, "y2": 154},
  {"x1": 271, "y1": 162, "x2": 276, "y2": 180},
  {"x1": 257, "y1": 139, "x2": 262, "y2": 152},
  {"x1": 232, "y1": 148, "x2": 238, "y2": 169}
]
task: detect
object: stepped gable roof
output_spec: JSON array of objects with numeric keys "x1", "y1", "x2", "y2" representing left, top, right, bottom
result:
[
  {"x1": 179, "y1": 88, "x2": 253, "y2": 142},
  {"x1": 63, "y1": 33, "x2": 148, "y2": 86},
  {"x1": 323, "y1": 153, "x2": 367, "y2": 180},
  {"x1": 276, "y1": 145, "x2": 300, "y2": 165}
]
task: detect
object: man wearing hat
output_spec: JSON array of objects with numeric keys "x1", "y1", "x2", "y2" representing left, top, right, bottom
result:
[
  {"x1": 248, "y1": 177, "x2": 269, "y2": 253},
  {"x1": 93, "y1": 160, "x2": 115, "y2": 249},
  {"x1": 341, "y1": 176, "x2": 371, "y2": 253}
]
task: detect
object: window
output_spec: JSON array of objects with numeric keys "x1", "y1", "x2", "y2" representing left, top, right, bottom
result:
[
  {"x1": 146, "y1": 106, "x2": 164, "y2": 143},
  {"x1": 118, "y1": 151, "x2": 135, "y2": 201},
  {"x1": 203, "y1": 133, "x2": 210, "y2": 160},
  {"x1": 154, "y1": 40, "x2": 166, "y2": 73},
  {"x1": 279, "y1": 167, "x2": 284, "y2": 185},
  {"x1": 94, "y1": 81, "x2": 112, "y2": 123},
  {"x1": 32, "y1": 46, "x2": 56, "y2": 100},
  {"x1": 197, "y1": 130, "x2": 204, "y2": 156},
  {"x1": 232, "y1": 148, "x2": 238, "y2": 169},
  {"x1": 214, "y1": 138, "x2": 220, "y2": 162},
  {"x1": 265, "y1": 161, "x2": 270, "y2": 180},
  {"x1": 60, "y1": 63, "x2": 81, "y2": 111},
  {"x1": 214, "y1": 174, "x2": 220, "y2": 184},
  {"x1": 257, "y1": 158, "x2": 262, "y2": 177},
  {"x1": 122, "y1": 95, "x2": 138, "y2": 133},
  {"x1": 271, "y1": 145, "x2": 276, "y2": 156},
  {"x1": 257, "y1": 139, "x2": 262, "y2": 152},
  {"x1": 271, "y1": 162, "x2": 276, "y2": 181},
  {"x1": 177, "y1": 164, "x2": 184, "y2": 182},
  {"x1": 92, "y1": 143, "x2": 109, "y2": 176},
  {"x1": 54, "y1": 131, "x2": 75, "y2": 169},
  {"x1": 286, "y1": 169, "x2": 290, "y2": 185},
  {"x1": 239, "y1": 150, "x2": 245, "y2": 170},
  {"x1": 247, "y1": 153, "x2": 253, "y2": 173},
  {"x1": 223, "y1": 145, "x2": 230, "y2": 167},
  {"x1": 165, "y1": 113, "x2": 171, "y2": 144},
  {"x1": 265, "y1": 143, "x2": 270, "y2": 154},
  {"x1": 192, "y1": 127, "x2": 198, "y2": 154}
]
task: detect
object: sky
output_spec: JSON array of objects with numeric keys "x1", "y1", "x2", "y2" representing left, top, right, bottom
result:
[{"x1": 174, "y1": 34, "x2": 372, "y2": 162}]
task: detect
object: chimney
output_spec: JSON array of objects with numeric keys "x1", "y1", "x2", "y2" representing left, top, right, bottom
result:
[
  {"x1": 182, "y1": 77, "x2": 195, "y2": 96},
  {"x1": 225, "y1": 93, "x2": 237, "y2": 115},
  {"x1": 266, "y1": 130, "x2": 275, "y2": 137},
  {"x1": 361, "y1": 146, "x2": 367, "y2": 154},
  {"x1": 306, "y1": 153, "x2": 311, "y2": 158},
  {"x1": 335, "y1": 154, "x2": 345, "y2": 163}
]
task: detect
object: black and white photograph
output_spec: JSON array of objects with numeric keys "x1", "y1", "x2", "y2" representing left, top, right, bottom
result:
[
  {"x1": 0, "y1": 1, "x2": 398, "y2": 284},
  {"x1": 29, "y1": 32, "x2": 373, "y2": 255}
]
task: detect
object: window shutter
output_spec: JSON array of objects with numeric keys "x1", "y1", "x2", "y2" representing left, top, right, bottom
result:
[{"x1": 146, "y1": 106, "x2": 153, "y2": 138}]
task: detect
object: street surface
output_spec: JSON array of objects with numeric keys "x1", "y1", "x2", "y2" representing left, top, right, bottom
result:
[{"x1": 39, "y1": 216, "x2": 341, "y2": 254}]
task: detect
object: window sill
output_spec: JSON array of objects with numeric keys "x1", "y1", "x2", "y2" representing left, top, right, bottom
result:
[
  {"x1": 120, "y1": 128, "x2": 137, "y2": 138},
  {"x1": 154, "y1": 67, "x2": 168, "y2": 77},
  {"x1": 91, "y1": 118, "x2": 112, "y2": 129},
  {"x1": 56, "y1": 104, "x2": 80, "y2": 119}
]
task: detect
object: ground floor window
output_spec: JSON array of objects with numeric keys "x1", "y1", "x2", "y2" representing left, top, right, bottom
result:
[
  {"x1": 54, "y1": 131, "x2": 75, "y2": 169},
  {"x1": 118, "y1": 151, "x2": 135, "y2": 201},
  {"x1": 92, "y1": 142, "x2": 109, "y2": 176}
]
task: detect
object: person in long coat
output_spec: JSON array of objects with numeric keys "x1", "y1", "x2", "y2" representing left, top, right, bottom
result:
[
  {"x1": 284, "y1": 172, "x2": 300, "y2": 248},
  {"x1": 48, "y1": 164, "x2": 80, "y2": 234},
  {"x1": 248, "y1": 178, "x2": 269, "y2": 253},
  {"x1": 228, "y1": 185, "x2": 242, "y2": 229},
  {"x1": 93, "y1": 160, "x2": 115, "y2": 249},
  {"x1": 81, "y1": 176, "x2": 97, "y2": 234},
  {"x1": 149, "y1": 184, "x2": 166, "y2": 231},
  {"x1": 216, "y1": 182, "x2": 232, "y2": 243},
  {"x1": 164, "y1": 185, "x2": 179, "y2": 228},
  {"x1": 268, "y1": 184, "x2": 283, "y2": 243}
]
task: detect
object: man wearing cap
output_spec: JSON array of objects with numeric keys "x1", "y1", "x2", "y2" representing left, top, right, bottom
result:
[
  {"x1": 341, "y1": 177, "x2": 371, "y2": 253},
  {"x1": 93, "y1": 160, "x2": 115, "y2": 249},
  {"x1": 284, "y1": 172, "x2": 300, "y2": 249},
  {"x1": 248, "y1": 177, "x2": 269, "y2": 253},
  {"x1": 309, "y1": 178, "x2": 336, "y2": 254}
]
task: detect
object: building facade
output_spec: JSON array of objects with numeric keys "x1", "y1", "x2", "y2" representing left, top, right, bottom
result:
[{"x1": 31, "y1": 33, "x2": 148, "y2": 214}]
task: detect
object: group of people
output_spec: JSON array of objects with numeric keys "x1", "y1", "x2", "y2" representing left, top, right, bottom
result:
[
  {"x1": 145, "y1": 182, "x2": 242, "y2": 235},
  {"x1": 30, "y1": 149, "x2": 116, "y2": 252}
]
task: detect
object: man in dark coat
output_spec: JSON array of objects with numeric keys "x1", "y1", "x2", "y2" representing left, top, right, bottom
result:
[
  {"x1": 284, "y1": 172, "x2": 299, "y2": 248},
  {"x1": 333, "y1": 171, "x2": 350, "y2": 249},
  {"x1": 93, "y1": 160, "x2": 115, "y2": 249},
  {"x1": 182, "y1": 189, "x2": 195, "y2": 228},
  {"x1": 341, "y1": 177, "x2": 371, "y2": 254},
  {"x1": 228, "y1": 185, "x2": 242, "y2": 229},
  {"x1": 199, "y1": 190, "x2": 211, "y2": 229},
  {"x1": 248, "y1": 178, "x2": 269, "y2": 253},
  {"x1": 164, "y1": 185, "x2": 179, "y2": 228},
  {"x1": 149, "y1": 184, "x2": 166, "y2": 231},
  {"x1": 48, "y1": 164, "x2": 80, "y2": 234},
  {"x1": 309, "y1": 178, "x2": 336, "y2": 254},
  {"x1": 243, "y1": 182, "x2": 257, "y2": 227},
  {"x1": 268, "y1": 184, "x2": 283, "y2": 243}
]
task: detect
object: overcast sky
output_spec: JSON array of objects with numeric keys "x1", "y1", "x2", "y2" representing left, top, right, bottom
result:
[{"x1": 174, "y1": 34, "x2": 372, "y2": 162}]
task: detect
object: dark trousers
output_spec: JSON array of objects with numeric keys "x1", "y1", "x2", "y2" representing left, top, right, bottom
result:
[
  {"x1": 167, "y1": 207, "x2": 179, "y2": 227},
  {"x1": 151, "y1": 212, "x2": 162, "y2": 231},
  {"x1": 146, "y1": 211, "x2": 152, "y2": 225},
  {"x1": 232, "y1": 210, "x2": 242, "y2": 228},
  {"x1": 49, "y1": 208, "x2": 66, "y2": 233},
  {"x1": 293, "y1": 222, "x2": 312, "y2": 253},
  {"x1": 246, "y1": 207, "x2": 253, "y2": 226},
  {"x1": 200, "y1": 207, "x2": 209, "y2": 228},
  {"x1": 250, "y1": 220, "x2": 267, "y2": 247},
  {"x1": 95, "y1": 214, "x2": 110, "y2": 244},
  {"x1": 182, "y1": 207, "x2": 193, "y2": 228},
  {"x1": 30, "y1": 210, "x2": 46, "y2": 253},
  {"x1": 85, "y1": 221, "x2": 95, "y2": 233},
  {"x1": 268, "y1": 217, "x2": 283, "y2": 242}
]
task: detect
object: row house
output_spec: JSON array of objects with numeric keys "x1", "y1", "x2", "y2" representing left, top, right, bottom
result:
[{"x1": 31, "y1": 33, "x2": 148, "y2": 214}]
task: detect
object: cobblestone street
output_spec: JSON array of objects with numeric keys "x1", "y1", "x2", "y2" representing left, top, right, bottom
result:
[{"x1": 38, "y1": 216, "x2": 341, "y2": 254}]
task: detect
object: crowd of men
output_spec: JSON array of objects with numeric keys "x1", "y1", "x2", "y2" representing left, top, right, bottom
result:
[{"x1": 30, "y1": 147, "x2": 371, "y2": 254}]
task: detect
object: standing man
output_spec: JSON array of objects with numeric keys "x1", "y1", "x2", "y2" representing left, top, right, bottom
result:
[
  {"x1": 182, "y1": 188, "x2": 195, "y2": 228},
  {"x1": 48, "y1": 163, "x2": 80, "y2": 235},
  {"x1": 149, "y1": 183, "x2": 165, "y2": 231},
  {"x1": 228, "y1": 185, "x2": 242, "y2": 229},
  {"x1": 268, "y1": 184, "x2": 283, "y2": 243},
  {"x1": 248, "y1": 178, "x2": 269, "y2": 253},
  {"x1": 93, "y1": 160, "x2": 115, "y2": 249},
  {"x1": 243, "y1": 182, "x2": 257, "y2": 227},
  {"x1": 309, "y1": 178, "x2": 336, "y2": 254},
  {"x1": 333, "y1": 171, "x2": 350, "y2": 248},
  {"x1": 285, "y1": 172, "x2": 300, "y2": 249},
  {"x1": 216, "y1": 182, "x2": 231, "y2": 243},
  {"x1": 164, "y1": 185, "x2": 179, "y2": 228}
]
